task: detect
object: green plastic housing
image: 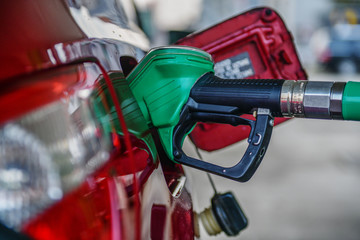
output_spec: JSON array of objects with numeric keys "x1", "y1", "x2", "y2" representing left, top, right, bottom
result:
[
  {"x1": 94, "y1": 73, "x2": 157, "y2": 160},
  {"x1": 126, "y1": 47, "x2": 214, "y2": 160},
  {"x1": 343, "y1": 81, "x2": 360, "y2": 121}
]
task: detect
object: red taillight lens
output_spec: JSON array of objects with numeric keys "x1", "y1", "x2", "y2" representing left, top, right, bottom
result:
[
  {"x1": 22, "y1": 178, "x2": 114, "y2": 240},
  {"x1": 0, "y1": 66, "x2": 80, "y2": 124},
  {"x1": 0, "y1": 63, "x2": 113, "y2": 230},
  {"x1": 21, "y1": 147, "x2": 151, "y2": 240}
]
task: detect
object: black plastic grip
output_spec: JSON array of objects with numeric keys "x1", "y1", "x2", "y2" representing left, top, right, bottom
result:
[{"x1": 190, "y1": 72, "x2": 285, "y2": 116}]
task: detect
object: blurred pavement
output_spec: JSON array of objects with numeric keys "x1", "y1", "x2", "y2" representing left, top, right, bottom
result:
[{"x1": 184, "y1": 71, "x2": 360, "y2": 240}]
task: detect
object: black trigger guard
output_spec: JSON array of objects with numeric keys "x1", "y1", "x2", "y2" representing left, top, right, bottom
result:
[{"x1": 172, "y1": 106, "x2": 274, "y2": 182}]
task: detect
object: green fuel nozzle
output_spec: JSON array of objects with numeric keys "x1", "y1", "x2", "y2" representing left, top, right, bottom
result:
[
  {"x1": 126, "y1": 47, "x2": 214, "y2": 160},
  {"x1": 126, "y1": 46, "x2": 360, "y2": 182}
]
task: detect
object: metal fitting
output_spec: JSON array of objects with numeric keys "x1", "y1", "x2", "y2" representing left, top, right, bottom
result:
[
  {"x1": 303, "y1": 81, "x2": 334, "y2": 119},
  {"x1": 330, "y1": 82, "x2": 346, "y2": 119},
  {"x1": 280, "y1": 80, "x2": 307, "y2": 117},
  {"x1": 280, "y1": 80, "x2": 346, "y2": 119}
]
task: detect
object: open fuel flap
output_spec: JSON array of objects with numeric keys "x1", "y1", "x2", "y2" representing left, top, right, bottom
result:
[{"x1": 176, "y1": 7, "x2": 307, "y2": 151}]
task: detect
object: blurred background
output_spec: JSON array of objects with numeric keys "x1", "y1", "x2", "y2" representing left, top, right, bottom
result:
[
  {"x1": 132, "y1": 0, "x2": 360, "y2": 239},
  {"x1": 134, "y1": 0, "x2": 360, "y2": 75}
]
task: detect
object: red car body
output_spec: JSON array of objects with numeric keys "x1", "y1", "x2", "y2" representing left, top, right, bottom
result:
[
  {"x1": 0, "y1": 1, "x2": 194, "y2": 239},
  {"x1": 0, "y1": 1, "x2": 307, "y2": 239}
]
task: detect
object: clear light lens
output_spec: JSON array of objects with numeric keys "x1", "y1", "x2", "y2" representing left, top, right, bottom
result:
[{"x1": 0, "y1": 88, "x2": 111, "y2": 229}]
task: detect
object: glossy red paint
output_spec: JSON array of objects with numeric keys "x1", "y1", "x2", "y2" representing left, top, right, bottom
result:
[
  {"x1": 151, "y1": 204, "x2": 167, "y2": 240},
  {"x1": 171, "y1": 191, "x2": 195, "y2": 240},
  {"x1": 177, "y1": 7, "x2": 307, "y2": 151},
  {"x1": 22, "y1": 146, "x2": 153, "y2": 240},
  {"x1": 0, "y1": 1, "x2": 85, "y2": 81},
  {"x1": 97, "y1": 60, "x2": 143, "y2": 240},
  {"x1": 0, "y1": 65, "x2": 81, "y2": 125},
  {"x1": 0, "y1": 1, "x2": 196, "y2": 239}
]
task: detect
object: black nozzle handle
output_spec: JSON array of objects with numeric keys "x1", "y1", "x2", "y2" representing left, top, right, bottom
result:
[
  {"x1": 172, "y1": 105, "x2": 273, "y2": 182},
  {"x1": 190, "y1": 72, "x2": 285, "y2": 116}
]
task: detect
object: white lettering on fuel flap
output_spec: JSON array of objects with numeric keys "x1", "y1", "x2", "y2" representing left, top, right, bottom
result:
[{"x1": 214, "y1": 52, "x2": 255, "y2": 79}]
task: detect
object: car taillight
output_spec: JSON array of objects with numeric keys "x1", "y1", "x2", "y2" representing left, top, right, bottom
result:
[{"x1": 0, "y1": 63, "x2": 113, "y2": 230}]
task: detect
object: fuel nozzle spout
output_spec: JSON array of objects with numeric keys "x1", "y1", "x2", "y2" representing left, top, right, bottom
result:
[{"x1": 280, "y1": 80, "x2": 360, "y2": 121}]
